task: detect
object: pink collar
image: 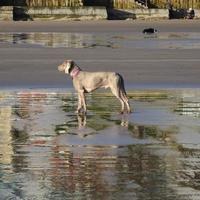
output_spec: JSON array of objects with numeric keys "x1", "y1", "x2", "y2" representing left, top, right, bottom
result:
[{"x1": 70, "y1": 66, "x2": 81, "y2": 78}]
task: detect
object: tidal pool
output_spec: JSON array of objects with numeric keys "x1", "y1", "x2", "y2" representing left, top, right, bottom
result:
[{"x1": 0, "y1": 89, "x2": 200, "y2": 199}]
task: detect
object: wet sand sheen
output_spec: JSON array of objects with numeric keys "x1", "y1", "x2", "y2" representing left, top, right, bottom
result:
[
  {"x1": 0, "y1": 90, "x2": 200, "y2": 199},
  {"x1": 1, "y1": 29, "x2": 200, "y2": 88},
  {"x1": 1, "y1": 31, "x2": 200, "y2": 49},
  {"x1": 1, "y1": 21, "x2": 200, "y2": 199}
]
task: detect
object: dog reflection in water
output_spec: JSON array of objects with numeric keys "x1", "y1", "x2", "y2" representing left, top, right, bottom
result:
[
  {"x1": 77, "y1": 114, "x2": 87, "y2": 129},
  {"x1": 77, "y1": 114, "x2": 129, "y2": 134}
]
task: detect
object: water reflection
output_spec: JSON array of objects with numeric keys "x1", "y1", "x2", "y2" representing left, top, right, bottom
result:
[
  {"x1": 0, "y1": 90, "x2": 200, "y2": 199},
  {"x1": 0, "y1": 106, "x2": 13, "y2": 165},
  {"x1": 0, "y1": 32, "x2": 117, "y2": 49},
  {"x1": 1, "y1": 32, "x2": 200, "y2": 49},
  {"x1": 174, "y1": 90, "x2": 200, "y2": 117}
]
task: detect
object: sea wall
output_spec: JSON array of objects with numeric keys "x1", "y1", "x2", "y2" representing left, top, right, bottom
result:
[
  {"x1": 0, "y1": 6, "x2": 13, "y2": 20},
  {"x1": 1, "y1": 6, "x2": 200, "y2": 21},
  {"x1": 26, "y1": 6, "x2": 107, "y2": 20},
  {"x1": 124, "y1": 9, "x2": 169, "y2": 19}
]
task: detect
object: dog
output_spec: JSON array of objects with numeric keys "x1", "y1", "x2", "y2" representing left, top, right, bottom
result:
[
  {"x1": 58, "y1": 60, "x2": 131, "y2": 114},
  {"x1": 142, "y1": 28, "x2": 158, "y2": 34}
]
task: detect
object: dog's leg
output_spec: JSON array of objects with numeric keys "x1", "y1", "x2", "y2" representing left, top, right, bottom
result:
[
  {"x1": 77, "y1": 114, "x2": 86, "y2": 128},
  {"x1": 76, "y1": 91, "x2": 87, "y2": 114},
  {"x1": 119, "y1": 98, "x2": 125, "y2": 114},
  {"x1": 120, "y1": 91, "x2": 131, "y2": 113},
  {"x1": 125, "y1": 100, "x2": 131, "y2": 113},
  {"x1": 76, "y1": 93, "x2": 82, "y2": 113},
  {"x1": 110, "y1": 87, "x2": 125, "y2": 114},
  {"x1": 80, "y1": 90, "x2": 87, "y2": 114}
]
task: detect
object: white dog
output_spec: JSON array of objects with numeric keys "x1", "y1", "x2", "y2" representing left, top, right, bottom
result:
[{"x1": 58, "y1": 60, "x2": 131, "y2": 114}]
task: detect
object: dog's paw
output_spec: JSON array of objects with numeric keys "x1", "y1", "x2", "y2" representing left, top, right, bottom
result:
[
  {"x1": 119, "y1": 110, "x2": 125, "y2": 115},
  {"x1": 75, "y1": 109, "x2": 87, "y2": 115},
  {"x1": 120, "y1": 110, "x2": 132, "y2": 115},
  {"x1": 127, "y1": 110, "x2": 133, "y2": 114}
]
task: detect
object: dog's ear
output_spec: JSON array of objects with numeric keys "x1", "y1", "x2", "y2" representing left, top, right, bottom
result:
[{"x1": 68, "y1": 60, "x2": 75, "y2": 74}]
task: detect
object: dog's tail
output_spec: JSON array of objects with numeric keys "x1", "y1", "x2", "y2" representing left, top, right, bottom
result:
[
  {"x1": 116, "y1": 73, "x2": 131, "y2": 113},
  {"x1": 116, "y1": 73, "x2": 127, "y2": 96}
]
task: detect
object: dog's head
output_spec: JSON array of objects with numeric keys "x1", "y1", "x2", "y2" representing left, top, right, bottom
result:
[{"x1": 58, "y1": 60, "x2": 75, "y2": 74}]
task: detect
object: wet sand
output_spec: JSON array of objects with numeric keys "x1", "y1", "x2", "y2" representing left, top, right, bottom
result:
[
  {"x1": 0, "y1": 20, "x2": 200, "y2": 89},
  {"x1": 0, "y1": 89, "x2": 200, "y2": 199},
  {"x1": 1, "y1": 20, "x2": 200, "y2": 199}
]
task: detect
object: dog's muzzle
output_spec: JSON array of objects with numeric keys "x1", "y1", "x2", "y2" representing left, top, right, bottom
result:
[{"x1": 58, "y1": 64, "x2": 65, "y2": 72}]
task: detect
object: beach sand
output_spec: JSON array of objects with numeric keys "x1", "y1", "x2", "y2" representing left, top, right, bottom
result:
[
  {"x1": 1, "y1": 20, "x2": 200, "y2": 199},
  {"x1": 0, "y1": 20, "x2": 200, "y2": 89}
]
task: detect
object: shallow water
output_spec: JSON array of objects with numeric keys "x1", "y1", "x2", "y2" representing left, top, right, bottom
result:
[
  {"x1": 1, "y1": 32, "x2": 200, "y2": 49},
  {"x1": 0, "y1": 89, "x2": 200, "y2": 199}
]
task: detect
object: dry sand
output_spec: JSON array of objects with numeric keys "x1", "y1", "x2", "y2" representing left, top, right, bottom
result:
[{"x1": 0, "y1": 20, "x2": 200, "y2": 89}]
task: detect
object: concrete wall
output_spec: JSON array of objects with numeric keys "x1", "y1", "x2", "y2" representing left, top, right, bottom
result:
[
  {"x1": 26, "y1": 6, "x2": 107, "y2": 20},
  {"x1": 0, "y1": 6, "x2": 13, "y2": 20},
  {"x1": 16, "y1": 7, "x2": 168, "y2": 20},
  {"x1": 194, "y1": 9, "x2": 200, "y2": 18},
  {"x1": 2, "y1": 6, "x2": 200, "y2": 21},
  {"x1": 122, "y1": 9, "x2": 169, "y2": 19}
]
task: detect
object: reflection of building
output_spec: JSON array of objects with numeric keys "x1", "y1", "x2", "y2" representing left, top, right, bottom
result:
[
  {"x1": 175, "y1": 90, "x2": 200, "y2": 117},
  {"x1": 176, "y1": 145, "x2": 200, "y2": 192},
  {"x1": 175, "y1": 102, "x2": 200, "y2": 117},
  {"x1": 0, "y1": 106, "x2": 13, "y2": 165},
  {"x1": 0, "y1": 32, "x2": 95, "y2": 48}
]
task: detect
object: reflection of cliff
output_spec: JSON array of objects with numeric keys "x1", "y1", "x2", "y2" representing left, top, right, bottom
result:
[
  {"x1": 0, "y1": 32, "x2": 95, "y2": 48},
  {"x1": 176, "y1": 146, "x2": 200, "y2": 191},
  {"x1": 13, "y1": 91, "x2": 65, "y2": 145},
  {"x1": 26, "y1": 32, "x2": 93, "y2": 48},
  {"x1": 175, "y1": 90, "x2": 200, "y2": 117},
  {"x1": 15, "y1": 92, "x2": 47, "y2": 119},
  {"x1": 54, "y1": 97, "x2": 181, "y2": 198},
  {"x1": 175, "y1": 101, "x2": 200, "y2": 117},
  {"x1": 1, "y1": 90, "x2": 199, "y2": 198},
  {"x1": 0, "y1": 106, "x2": 13, "y2": 165},
  {"x1": 49, "y1": 144, "x2": 111, "y2": 198},
  {"x1": 47, "y1": 140, "x2": 180, "y2": 199}
]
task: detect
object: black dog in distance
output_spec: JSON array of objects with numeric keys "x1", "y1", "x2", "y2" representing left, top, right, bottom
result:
[{"x1": 143, "y1": 28, "x2": 158, "y2": 34}]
